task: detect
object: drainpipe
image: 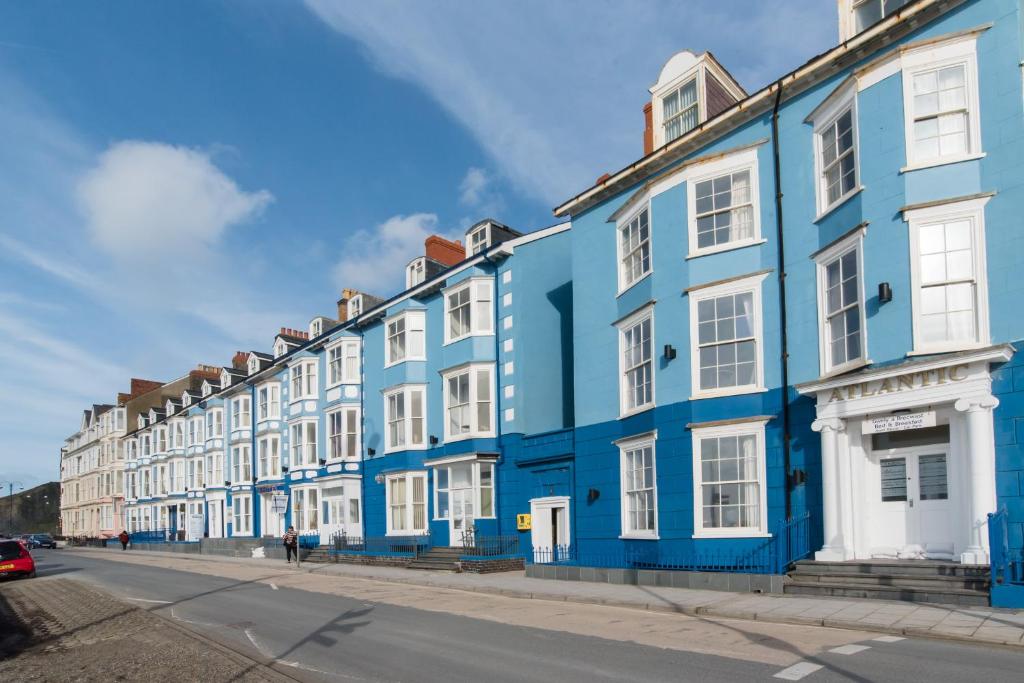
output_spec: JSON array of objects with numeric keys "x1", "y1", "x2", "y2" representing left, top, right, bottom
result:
[
  {"x1": 481, "y1": 250, "x2": 503, "y2": 538},
  {"x1": 357, "y1": 327, "x2": 366, "y2": 539},
  {"x1": 771, "y1": 79, "x2": 793, "y2": 522}
]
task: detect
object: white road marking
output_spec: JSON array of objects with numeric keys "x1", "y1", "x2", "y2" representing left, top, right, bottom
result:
[
  {"x1": 124, "y1": 597, "x2": 172, "y2": 604},
  {"x1": 872, "y1": 635, "x2": 905, "y2": 643},
  {"x1": 269, "y1": 583, "x2": 279, "y2": 590},
  {"x1": 244, "y1": 627, "x2": 266, "y2": 655},
  {"x1": 169, "y1": 607, "x2": 219, "y2": 628},
  {"x1": 773, "y1": 662, "x2": 823, "y2": 680},
  {"x1": 829, "y1": 644, "x2": 872, "y2": 655},
  {"x1": 278, "y1": 659, "x2": 367, "y2": 680}
]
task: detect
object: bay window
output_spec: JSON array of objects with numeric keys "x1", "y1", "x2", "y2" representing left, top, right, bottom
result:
[
  {"x1": 232, "y1": 494, "x2": 252, "y2": 535},
  {"x1": 290, "y1": 360, "x2": 318, "y2": 401},
  {"x1": 290, "y1": 420, "x2": 319, "y2": 467},
  {"x1": 257, "y1": 435, "x2": 281, "y2": 479},
  {"x1": 386, "y1": 471, "x2": 428, "y2": 535},
  {"x1": 206, "y1": 409, "x2": 223, "y2": 439},
  {"x1": 384, "y1": 385, "x2": 426, "y2": 453},
  {"x1": 232, "y1": 444, "x2": 252, "y2": 484},
  {"x1": 327, "y1": 339, "x2": 360, "y2": 385},
  {"x1": 432, "y1": 460, "x2": 496, "y2": 521},
  {"x1": 257, "y1": 383, "x2": 280, "y2": 421},
  {"x1": 327, "y1": 407, "x2": 360, "y2": 461},
  {"x1": 291, "y1": 487, "x2": 319, "y2": 533},
  {"x1": 442, "y1": 364, "x2": 494, "y2": 441},
  {"x1": 232, "y1": 397, "x2": 251, "y2": 429},
  {"x1": 444, "y1": 278, "x2": 493, "y2": 344},
  {"x1": 386, "y1": 310, "x2": 426, "y2": 365}
]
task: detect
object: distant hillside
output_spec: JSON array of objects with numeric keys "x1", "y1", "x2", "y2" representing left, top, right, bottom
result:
[{"x1": 3, "y1": 482, "x2": 59, "y2": 535}]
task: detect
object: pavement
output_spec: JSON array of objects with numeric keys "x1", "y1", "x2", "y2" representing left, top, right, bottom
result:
[
  {"x1": 21, "y1": 548, "x2": 1024, "y2": 682},
  {"x1": 69, "y1": 546, "x2": 1024, "y2": 649}
]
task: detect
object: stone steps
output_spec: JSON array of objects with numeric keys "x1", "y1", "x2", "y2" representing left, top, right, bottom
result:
[
  {"x1": 406, "y1": 546, "x2": 463, "y2": 571},
  {"x1": 785, "y1": 559, "x2": 991, "y2": 606}
]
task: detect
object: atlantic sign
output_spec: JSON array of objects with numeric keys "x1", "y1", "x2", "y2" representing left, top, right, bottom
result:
[{"x1": 827, "y1": 364, "x2": 968, "y2": 403}]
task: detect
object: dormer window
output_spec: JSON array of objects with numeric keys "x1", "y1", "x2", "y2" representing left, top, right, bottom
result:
[
  {"x1": 348, "y1": 295, "x2": 363, "y2": 319},
  {"x1": 310, "y1": 319, "x2": 322, "y2": 338},
  {"x1": 274, "y1": 339, "x2": 287, "y2": 358},
  {"x1": 221, "y1": 371, "x2": 231, "y2": 388},
  {"x1": 248, "y1": 356, "x2": 259, "y2": 376},
  {"x1": 182, "y1": 391, "x2": 192, "y2": 407},
  {"x1": 407, "y1": 257, "x2": 426, "y2": 288},
  {"x1": 202, "y1": 382, "x2": 213, "y2": 397},
  {"x1": 468, "y1": 225, "x2": 489, "y2": 255},
  {"x1": 662, "y1": 78, "x2": 698, "y2": 143}
]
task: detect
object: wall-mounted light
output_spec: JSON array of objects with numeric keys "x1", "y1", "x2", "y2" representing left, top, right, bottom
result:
[
  {"x1": 318, "y1": 458, "x2": 327, "y2": 467},
  {"x1": 429, "y1": 435, "x2": 439, "y2": 446},
  {"x1": 788, "y1": 469, "x2": 807, "y2": 487},
  {"x1": 878, "y1": 282, "x2": 892, "y2": 304},
  {"x1": 281, "y1": 466, "x2": 289, "y2": 473},
  {"x1": 367, "y1": 447, "x2": 376, "y2": 456},
  {"x1": 224, "y1": 481, "x2": 231, "y2": 487},
  {"x1": 587, "y1": 488, "x2": 600, "y2": 503},
  {"x1": 663, "y1": 344, "x2": 677, "y2": 361}
]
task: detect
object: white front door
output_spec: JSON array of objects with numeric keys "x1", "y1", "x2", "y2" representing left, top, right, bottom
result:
[
  {"x1": 530, "y1": 497, "x2": 570, "y2": 563},
  {"x1": 450, "y1": 487, "x2": 475, "y2": 547},
  {"x1": 208, "y1": 501, "x2": 222, "y2": 538},
  {"x1": 262, "y1": 494, "x2": 284, "y2": 538},
  {"x1": 322, "y1": 486, "x2": 345, "y2": 545},
  {"x1": 871, "y1": 447, "x2": 953, "y2": 559}
]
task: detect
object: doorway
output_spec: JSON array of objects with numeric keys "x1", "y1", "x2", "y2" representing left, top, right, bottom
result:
[
  {"x1": 449, "y1": 464, "x2": 475, "y2": 547},
  {"x1": 261, "y1": 493, "x2": 284, "y2": 538},
  {"x1": 530, "y1": 496, "x2": 570, "y2": 562}
]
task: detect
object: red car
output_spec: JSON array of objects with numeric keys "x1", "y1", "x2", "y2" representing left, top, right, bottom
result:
[{"x1": 0, "y1": 539, "x2": 36, "y2": 579}]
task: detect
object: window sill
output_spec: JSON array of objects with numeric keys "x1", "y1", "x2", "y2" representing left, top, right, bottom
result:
[
  {"x1": 692, "y1": 530, "x2": 772, "y2": 539},
  {"x1": 383, "y1": 445, "x2": 428, "y2": 455},
  {"x1": 443, "y1": 331, "x2": 496, "y2": 347},
  {"x1": 443, "y1": 432, "x2": 496, "y2": 444},
  {"x1": 619, "y1": 533, "x2": 660, "y2": 541},
  {"x1": 819, "y1": 357, "x2": 872, "y2": 379},
  {"x1": 686, "y1": 238, "x2": 767, "y2": 260},
  {"x1": 906, "y1": 342, "x2": 988, "y2": 357},
  {"x1": 618, "y1": 404, "x2": 655, "y2": 420},
  {"x1": 814, "y1": 186, "x2": 864, "y2": 223},
  {"x1": 384, "y1": 358, "x2": 426, "y2": 369},
  {"x1": 616, "y1": 271, "x2": 653, "y2": 299},
  {"x1": 690, "y1": 386, "x2": 767, "y2": 401},
  {"x1": 900, "y1": 152, "x2": 985, "y2": 174},
  {"x1": 290, "y1": 397, "x2": 316, "y2": 404}
]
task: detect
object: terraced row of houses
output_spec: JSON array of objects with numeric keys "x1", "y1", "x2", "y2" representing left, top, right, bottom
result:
[{"x1": 60, "y1": 0, "x2": 1024, "y2": 606}]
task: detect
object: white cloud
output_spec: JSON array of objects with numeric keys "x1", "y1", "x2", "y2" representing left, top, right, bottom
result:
[
  {"x1": 333, "y1": 213, "x2": 460, "y2": 295},
  {"x1": 76, "y1": 141, "x2": 274, "y2": 260},
  {"x1": 304, "y1": 0, "x2": 836, "y2": 206},
  {"x1": 459, "y1": 167, "x2": 489, "y2": 206},
  {"x1": 458, "y1": 166, "x2": 504, "y2": 219}
]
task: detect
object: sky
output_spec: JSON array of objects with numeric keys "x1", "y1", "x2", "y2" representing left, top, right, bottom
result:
[{"x1": 0, "y1": 1, "x2": 837, "y2": 489}]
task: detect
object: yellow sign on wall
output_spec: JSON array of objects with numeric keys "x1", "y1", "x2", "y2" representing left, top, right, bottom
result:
[{"x1": 516, "y1": 513, "x2": 532, "y2": 531}]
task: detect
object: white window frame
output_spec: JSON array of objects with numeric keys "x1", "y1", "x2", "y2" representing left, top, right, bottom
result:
[
  {"x1": 616, "y1": 205, "x2": 652, "y2": 294},
  {"x1": 811, "y1": 85, "x2": 861, "y2": 218},
  {"x1": 231, "y1": 444, "x2": 252, "y2": 484},
  {"x1": 467, "y1": 224, "x2": 490, "y2": 255},
  {"x1": 232, "y1": 396, "x2": 251, "y2": 430},
  {"x1": 326, "y1": 406, "x2": 360, "y2": 461},
  {"x1": 651, "y1": 65, "x2": 703, "y2": 148},
  {"x1": 432, "y1": 459, "x2": 496, "y2": 521},
  {"x1": 273, "y1": 339, "x2": 287, "y2": 358},
  {"x1": 291, "y1": 486, "x2": 320, "y2": 534},
  {"x1": 289, "y1": 359, "x2": 318, "y2": 402},
  {"x1": 616, "y1": 305, "x2": 655, "y2": 418},
  {"x1": 815, "y1": 228, "x2": 869, "y2": 375},
  {"x1": 385, "y1": 309, "x2": 426, "y2": 367},
  {"x1": 385, "y1": 471, "x2": 429, "y2": 535},
  {"x1": 906, "y1": 196, "x2": 991, "y2": 354},
  {"x1": 691, "y1": 419, "x2": 770, "y2": 538},
  {"x1": 326, "y1": 338, "x2": 360, "y2": 386},
  {"x1": 206, "y1": 408, "x2": 223, "y2": 440},
  {"x1": 257, "y1": 434, "x2": 281, "y2": 480},
  {"x1": 901, "y1": 36, "x2": 983, "y2": 171},
  {"x1": 383, "y1": 385, "x2": 427, "y2": 453},
  {"x1": 232, "y1": 494, "x2": 252, "y2": 535},
  {"x1": 443, "y1": 277, "x2": 494, "y2": 345},
  {"x1": 689, "y1": 272, "x2": 767, "y2": 399},
  {"x1": 348, "y1": 294, "x2": 363, "y2": 319},
  {"x1": 407, "y1": 257, "x2": 426, "y2": 288},
  {"x1": 248, "y1": 356, "x2": 261, "y2": 376},
  {"x1": 256, "y1": 383, "x2": 281, "y2": 421},
  {"x1": 685, "y1": 147, "x2": 763, "y2": 258},
  {"x1": 310, "y1": 318, "x2": 323, "y2": 338},
  {"x1": 441, "y1": 363, "x2": 495, "y2": 442},
  {"x1": 617, "y1": 432, "x2": 659, "y2": 540},
  {"x1": 289, "y1": 418, "x2": 319, "y2": 468}
]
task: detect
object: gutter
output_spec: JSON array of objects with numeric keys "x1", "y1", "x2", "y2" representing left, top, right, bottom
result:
[{"x1": 770, "y1": 79, "x2": 793, "y2": 521}]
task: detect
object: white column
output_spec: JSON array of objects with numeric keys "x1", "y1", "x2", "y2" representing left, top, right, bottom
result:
[
  {"x1": 812, "y1": 417, "x2": 848, "y2": 561},
  {"x1": 954, "y1": 395, "x2": 999, "y2": 565}
]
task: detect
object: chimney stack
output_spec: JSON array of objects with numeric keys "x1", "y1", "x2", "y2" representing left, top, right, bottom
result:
[
  {"x1": 425, "y1": 235, "x2": 466, "y2": 267},
  {"x1": 232, "y1": 351, "x2": 248, "y2": 370},
  {"x1": 643, "y1": 102, "x2": 654, "y2": 155}
]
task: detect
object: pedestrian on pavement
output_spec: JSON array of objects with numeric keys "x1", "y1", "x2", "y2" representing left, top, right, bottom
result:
[
  {"x1": 118, "y1": 529, "x2": 129, "y2": 551},
  {"x1": 283, "y1": 526, "x2": 298, "y2": 563}
]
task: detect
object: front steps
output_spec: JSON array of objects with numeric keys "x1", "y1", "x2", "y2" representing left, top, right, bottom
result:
[
  {"x1": 301, "y1": 546, "x2": 333, "y2": 563},
  {"x1": 785, "y1": 559, "x2": 991, "y2": 606},
  {"x1": 407, "y1": 546, "x2": 463, "y2": 571}
]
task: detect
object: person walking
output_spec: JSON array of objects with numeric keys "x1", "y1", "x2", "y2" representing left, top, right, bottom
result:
[
  {"x1": 283, "y1": 526, "x2": 298, "y2": 564},
  {"x1": 118, "y1": 529, "x2": 130, "y2": 551}
]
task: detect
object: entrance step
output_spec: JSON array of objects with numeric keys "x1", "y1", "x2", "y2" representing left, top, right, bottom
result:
[
  {"x1": 785, "y1": 559, "x2": 990, "y2": 606},
  {"x1": 301, "y1": 546, "x2": 334, "y2": 563},
  {"x1": 406, "y1": 546, "x2": 463, "y2": 571}
]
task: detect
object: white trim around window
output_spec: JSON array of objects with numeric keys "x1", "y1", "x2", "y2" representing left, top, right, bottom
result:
[
  {"x1": 289, "y1": 358, "x2": 318, "y2": 402},
  {"x1": 432, "y1": 459, "x2": 496, "y2": 521},
  {"x1": 443, "y1": 277, "x2": 494, "y2": 345},
  {"x1": 441, "y1": 363, "x2": 495, "y2": 442},
  {"x1": 289, "y1": 418, "x2": 319, "y2": 468},
  {"x1": 900, "y1": 35, "x2": 983, "y2": 172},
  {"x1": 231, "y1": 396, "x2": 251, "y2": 430},
  {"x1": 616, "y1": 304, "x2": 655, "y2": 418},
  {"x1": 814, "y1": 227, "x2": 869, "y2": 375},
  {"x1": 385, "y1": 309, "x2": 426, "y2": 367},
  {"x1": 383, "y1": 384, "x2": 427, "y2": 453},
  {"x1": 257, "y1": 434, "x2": 281, "y2": 480},
  {"x1": 811, "y1": 84, "x2": 861, "y2": 219},
  {"x1": 616, "y1": 205, "x2": 652, "y2": 294},
  {"x1": 905, "y1": 195, "x2": 991, "y2": 354},
  {"x1": 326, "y1": 338, "x2": 361, "y2": 387},
  {"x1": 686, "y1": 147, "x2": 763, "y2": 258},
  {"x1": 689, "y1": 272, "x2": 767, "y2": 399},
  {"x1": 385, "y1": 471, "x2": 428, "y2": 535},
  {"x1": 691, "y1": 419, "x2": 770, "y2": 538},
  {"x1": 232, "y1": 494, "x2": 252, "y2": 536},
  {"x1": 617, "y1": 431, "x2": 659, "y2": 540},
  {"x1": 256, "y1": 382, "x2": 281, "y2": 422},
  {"x1": 326, "y1": 405, "x2": 360, "y2": 461}
]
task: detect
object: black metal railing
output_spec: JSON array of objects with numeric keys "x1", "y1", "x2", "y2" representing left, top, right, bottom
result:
[
  {"x1": 460, "y1": 534, "x2": 520, "y2": 557},
  {"x1": 330, "y1": 532, "x2": 431, "y2": 557}
]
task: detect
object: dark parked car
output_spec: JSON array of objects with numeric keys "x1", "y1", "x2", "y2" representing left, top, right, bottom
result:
[
  {"x1": 28, "y1": 534, "x2": 57, "y2": 549},
  {"x1": 0, "y1": 540, "x2": 36, "y2": 579}
]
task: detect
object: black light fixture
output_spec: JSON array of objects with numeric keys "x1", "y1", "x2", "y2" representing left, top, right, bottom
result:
[
  {"x1": 663, "y1": 344, "x2": 677, "y2": 361},
  {"x1": 429, "y1": 435, "x2": 439, "y2": 445},
  {"x1": 224, "y1": 480, "x2": 231, "y2": 487},
  {"x1": 587, "y1": 488, "x2": 600, "y2": 503},
  {"x1": 788, "y1": 469, "x2": 807, "y2": 487},
  {"x1": 282, "y1": 465, "x2": 289, "y2": 473},
  {"x1": 319, "y1": 458, "x2": 327, "y2": 466},
  {"x1": 878, "y1": 282, "x2": 893, "y2": 304},
  {"x1": 367, "y1": 447, "x2": 376, "y2": 456}
]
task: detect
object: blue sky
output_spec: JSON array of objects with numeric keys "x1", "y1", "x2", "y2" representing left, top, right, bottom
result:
[{"x1": 0, "y1": 1, "x2": 837, "y2": 488}]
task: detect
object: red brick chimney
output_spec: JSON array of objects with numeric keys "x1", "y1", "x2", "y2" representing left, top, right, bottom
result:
[
  {"x1": 425, "y1": 235, "x2": 465, "y2": 267},
  {"x1": 643, "y1": 102, "x2": 654, "y2": 155},
  {"x1": 128, "y1": 378, "x2": 163, "y2": 400},
  {"x1": 232, "y1": 351, "x2": 248, "y2": 370},
  {"x1": 279, "y1": 327, "x2": 309, "y2": 341},
  {"x1": 190, "y1": 365, "x2": 222, "y2": 383},
  {"x1": 596, "y1": 173, "x2": 611, "y2": 185}
]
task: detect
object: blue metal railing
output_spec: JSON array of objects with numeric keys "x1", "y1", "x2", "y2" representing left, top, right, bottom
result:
[
  {"x1": 989, "y1": 507, "x2": 1024, "y2": 586},
  {"x1": 297, "y1": 533, "x2": 320, "y2": 550},
  {"x1": 330, "y1": 533, "x2": 432, "y2": 557},
  {"x1": 460, "y1": 534, "x2": 520, "y2": 558},
  {"x1": 128, "y1": 528, "x2": 197, "y2": 544},
  {"x1": 527, "y1": 512, "x2": 812, "y2": 575}
]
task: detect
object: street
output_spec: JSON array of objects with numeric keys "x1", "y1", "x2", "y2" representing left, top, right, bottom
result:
[{"x1": 4, "y1": 549, "x2": 1021, "y2": 682}]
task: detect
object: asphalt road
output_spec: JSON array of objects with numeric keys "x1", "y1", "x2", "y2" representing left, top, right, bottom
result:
[{"x1": 25, "y1": 549, "x2": 1024, "y2": 682}]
